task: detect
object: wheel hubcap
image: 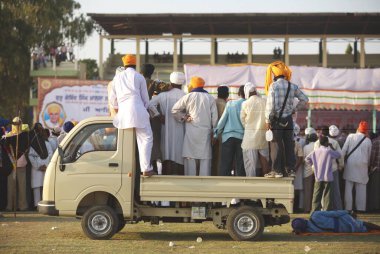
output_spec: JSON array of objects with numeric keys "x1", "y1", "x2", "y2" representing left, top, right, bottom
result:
[
  {"x1": 237, "y1": 215, "x2": 255, "y2": 233},
  {"x1": 89, "y1": 212, "x2": 111, "y2": 234}
]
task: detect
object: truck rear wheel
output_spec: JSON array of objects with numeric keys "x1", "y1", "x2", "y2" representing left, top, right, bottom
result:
[
  {"x1": 81, "y1": 205, "x2": 119, "y2": 240},
  {"x1": 226, "y1": 206, "x2": 264, "y2": 241}
]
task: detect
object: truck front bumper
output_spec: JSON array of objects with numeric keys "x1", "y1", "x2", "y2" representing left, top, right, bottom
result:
[{"x1": 38, "y1": 201, "x2": 59, "y2": 216}]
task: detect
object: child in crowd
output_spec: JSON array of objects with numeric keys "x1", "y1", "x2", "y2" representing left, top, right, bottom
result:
[{"x1": 305, "y1": 135, "x2": 341, "y2": 213}]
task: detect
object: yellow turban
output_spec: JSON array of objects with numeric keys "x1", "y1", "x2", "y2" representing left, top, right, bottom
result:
[
  {"x1": 122, "y1": 54, "x2": 136, "y2": 66},
  {"x1": 265, "y1": 61, "x2": 292, "y2": 95},
  {"x1": 47, "y1": 104, "x2": 61, "y2": 114},
  {"x1": 189, "y1": 76, "x2": 205, "y2": 89}
]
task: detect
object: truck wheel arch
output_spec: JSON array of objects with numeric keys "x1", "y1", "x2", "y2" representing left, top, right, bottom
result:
[{"x1": 76, "y1": 191, "x2": 123, "y2": 217}]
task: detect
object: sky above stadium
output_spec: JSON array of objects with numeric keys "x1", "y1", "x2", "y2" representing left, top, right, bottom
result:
[{"x1": 75, "y1": 0, "x2": 380, "y2": 62}]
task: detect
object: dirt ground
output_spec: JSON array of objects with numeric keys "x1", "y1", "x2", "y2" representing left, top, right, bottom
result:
[{"x1": 0, "y1": 212, "x2": 380, "y2": 254}]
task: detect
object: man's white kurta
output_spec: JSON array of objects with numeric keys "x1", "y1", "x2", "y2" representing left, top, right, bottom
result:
[
  {"x1": 109, "y1": 67, "x2": 150, "y2": 129},
  {"x1": 240, "y1": 95, "x2": 267, "y2": 150},
  {"x1": 29, "y1": 141, "x2": 52, "y2": 188},
  {"x1": 172, "y1": 91, "x2": 218, "y2": 160},
  {"x1": 148, "y1": 88, "x2": 186, "y2": 165},
  {"x1": 342, "y1": 132, "x2": 372, "y2": 184}
]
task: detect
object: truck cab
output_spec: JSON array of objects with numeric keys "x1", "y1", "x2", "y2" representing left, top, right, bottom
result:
[{"x1": 39, "y1": 116, "x2": 294, "y2": 241}]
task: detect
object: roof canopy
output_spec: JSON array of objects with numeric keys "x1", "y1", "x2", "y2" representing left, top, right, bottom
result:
[{"x1": 89, "y1": 13, "x2": 380, "y2": 36}]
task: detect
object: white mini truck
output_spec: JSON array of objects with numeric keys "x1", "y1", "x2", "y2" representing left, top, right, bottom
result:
[{"x1": 39, "y1": 117, "x2": 294, "y2": 241}]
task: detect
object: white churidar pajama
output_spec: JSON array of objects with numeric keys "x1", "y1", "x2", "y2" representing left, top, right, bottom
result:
[{"x1": 109, "y1": 67, "x2": 153, "y2": 172}]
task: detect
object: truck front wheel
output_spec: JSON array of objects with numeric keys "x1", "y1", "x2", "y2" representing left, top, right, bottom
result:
[
  {"x1": 226, "y1": 206, "x2": 264, "y2": 241},
  {"x1": 81, "y1": 205, "x2": 119, "y2": 240}
]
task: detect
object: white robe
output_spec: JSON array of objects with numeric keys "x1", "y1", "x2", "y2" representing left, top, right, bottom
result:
[
  {"x1": 149, "y1": 88, "x2": 186, "y2": 165},
  {"x1": 109, "y1": 67, "x2": 150, "y2": 129},
  {"x1": 240, "y1": 95, "x2": 267, "y2": 150},
  {"x1": 342, "y1": 132, "x2": 372, "y2": 184},
  {"x1": 29, "y1": 141, "x2": 52, "y2": 188},
  {"x1": 48, "y1": 136, "x2": 59, "y2": 152},
  {"x1": 172, "y1": 91, "x2": 218, "y2": 160}
]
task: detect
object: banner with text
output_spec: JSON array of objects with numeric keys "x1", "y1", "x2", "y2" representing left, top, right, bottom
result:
[{"x1": 38, "y1": 78, "x2": 109, "y2": 129}]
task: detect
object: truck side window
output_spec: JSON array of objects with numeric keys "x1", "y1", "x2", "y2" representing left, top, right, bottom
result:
[{"x1": 63, "y1": 124, "x2": 117, "y2": 163}]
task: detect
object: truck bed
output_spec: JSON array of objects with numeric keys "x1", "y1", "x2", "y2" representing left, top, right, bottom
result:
[{"x1": 140, "y1": 176, "x2": 294, "y2": 213}]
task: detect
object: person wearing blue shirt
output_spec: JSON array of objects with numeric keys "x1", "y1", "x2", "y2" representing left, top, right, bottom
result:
[
  {"x1": 292, "y1": 210, "x2": 380, "y2": 233},
  {"x1": 214, "y1": 86, "x2": 245, "y2": 176}
]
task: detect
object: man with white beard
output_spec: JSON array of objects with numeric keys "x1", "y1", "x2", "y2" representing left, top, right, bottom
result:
[{"x1": 148, "y1": 72, "x2": 186, "y2": 175}]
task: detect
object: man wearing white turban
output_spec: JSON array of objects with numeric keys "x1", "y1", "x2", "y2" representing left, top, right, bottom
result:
[
  {"x1": 148, "y1": 72, "x2": 186, "y2": 175},
  {"x1": 240, "y1": 82, "x2": 269, "y2": 176}
]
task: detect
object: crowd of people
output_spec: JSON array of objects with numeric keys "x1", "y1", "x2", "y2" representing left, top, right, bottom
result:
[
  {"x1": 0, "y1": 119, "x2": 76, "y2": 212},
  {"x1": 31, "y1": 43, "x2": 74, "y2": 70},
  {"x1": 1, "y1": 56, "x2": 379, "y2": 215}
]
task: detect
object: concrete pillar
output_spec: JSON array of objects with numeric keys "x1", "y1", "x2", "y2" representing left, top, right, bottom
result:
[
  {"x1": 322, "y1": 36, "x2": 327, "y2": 68},
  {"x1": 284, "y1": 37, "x2": 289, "y2": 66},
  {"x1": 99, "y1": 35, "x2": 104, "y2": 79},
  {"x1": 136, "y1": 37, "x2": 141, "y2": 73},
  {"x1": 173, "y1": 38, "x2": 178, "y2": 71},
  {"x1": 111, "y1": 39, "x2": 115, "y2": 55},
  {"x1": 179, "y1": 39, "x2": 183, "y2": 63},
  {"x1": 210, "y1": 37, "x2": 216, "y2": 65},
  {"x1": 145, "y1": 39, "x2": 149, "y2": 63},
  {"x1": 215, "y1": 39, "x2": 218, "y2": 64},
  {"x1": 248, "y1": 38, "x2": 252, "y2": 63},
  {"x1": 360, "y1": 37, "x2": 365, "y2": 68}
]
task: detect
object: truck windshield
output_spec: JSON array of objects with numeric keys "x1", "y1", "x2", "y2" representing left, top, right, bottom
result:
[{"x1": 63, "y1": 123, "x2": 117, "y2": 163}]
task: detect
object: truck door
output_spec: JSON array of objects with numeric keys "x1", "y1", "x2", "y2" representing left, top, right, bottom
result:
[{"x1": 55, "y1": 123, "x2": 122, "y2": 212}]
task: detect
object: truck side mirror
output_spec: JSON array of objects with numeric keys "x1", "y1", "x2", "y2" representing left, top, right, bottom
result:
[{"x1": 57, "y1": 146, "x2": 66, "y2": 172}]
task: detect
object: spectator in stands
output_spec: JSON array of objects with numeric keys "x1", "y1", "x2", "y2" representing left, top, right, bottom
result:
[
  {"x1": 342, "y1": 121, "x2": 372, "y2": 212},
  {"x1": 214, "y1": 85, "x2": 245, "y2": 176},
  {"x1": 367, "y1": 129, "x2": 380, "y2": 211},
  {"x1": 264, "y1": 61, "x2": 309, "y2": 178},
  {"x1": 240, "y1": 82, "x2": 269, "y2": 177},
  {"x1": 109, "y1": 54, "x2": 155, "y2": 176},
  {"x1": 60, "y1": 43, "x2": 67, "y2": 61},
  {"x1": 302, "y1": 128, "x2": 318, "y2": 213},
  {"x1": 314, "y1": 125, "x2": 344, "y2": 210},
  {"x1": 212, "y1": 85, "x2": 229, "y2": 176},
  {"x1": 305, "y1": 135, "x2": 341, "y2": 212},
  {"x1": 148, "y1": 72, "x2": 186, "y2": 175},
  {"x1": 172, "y1": 77, "x2": 218, "y2": 176}
]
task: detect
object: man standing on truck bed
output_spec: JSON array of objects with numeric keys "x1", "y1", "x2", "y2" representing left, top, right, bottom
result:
[
  {"x1": 264, "y1": 61, "x2": 309, "y2": 178},
  {"x1": 148, "y1": 72, "x2": 186, "y2": 175},
  {"x1": 172, "y1": 77, "x2": 218, "y2": 176},
  {"x1": 109, "y1": 54, "x2": 155, "y2": 176}
]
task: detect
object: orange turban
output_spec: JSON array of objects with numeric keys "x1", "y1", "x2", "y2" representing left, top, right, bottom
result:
[
  {"x1": 122, "y1": 54, "x2": 136, "y2": 66},
  {"x1": 265, "y1": 61, "x2": 292, "y2": 95},
  {"x1": 189, "y1": 76, "x2": 205, "y2": 89},
  {"x1": 357, "y1": 121, "x2": 369, "y2": 134}
]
